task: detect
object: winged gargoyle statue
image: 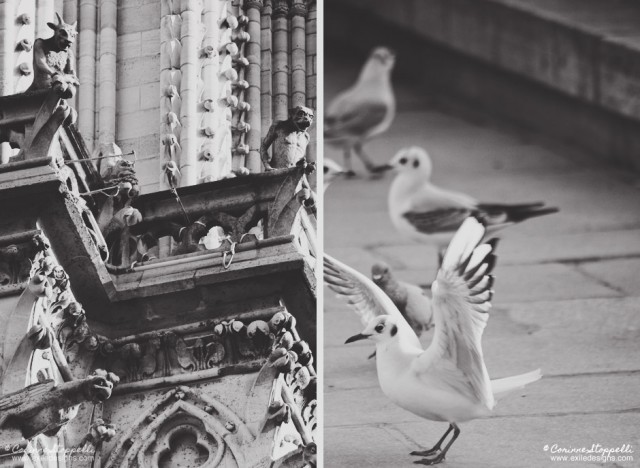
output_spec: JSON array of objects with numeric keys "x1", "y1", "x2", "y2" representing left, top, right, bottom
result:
[{"x1": 0, "y1": 369, "x2": 119, "y2": 444}]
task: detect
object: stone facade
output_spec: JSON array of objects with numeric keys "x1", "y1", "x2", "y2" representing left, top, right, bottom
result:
[{"x1": 0, "y1": 1, "x2": 317, "y2": 466}]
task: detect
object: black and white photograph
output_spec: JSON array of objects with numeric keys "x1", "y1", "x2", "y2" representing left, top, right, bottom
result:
[{"x1": 2, "y1": 0, "x2": 640, "y2": 467}]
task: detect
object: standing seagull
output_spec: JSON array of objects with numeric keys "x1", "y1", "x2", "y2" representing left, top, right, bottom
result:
[
  {"x1": 387, "y1": 146, "x2": 558, "y2": 263},
  {"x1": 372, "y1": 261, "x2": 433, "y2": 336},
  {"x1": 325, "y1": 218, "x2": 541, "y2": 465},
  {"x1": 325, "y1": 47, "x2": 396, "y2": 176}
]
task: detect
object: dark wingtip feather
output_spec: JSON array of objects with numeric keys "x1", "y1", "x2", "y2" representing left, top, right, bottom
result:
[
  {"x1": 486, "y1": 238, "x2": 500, "y2": 250},
  {"x1": 471, "y1": 214, "x2": 488, "y2": 227},
  {"x1": 484, "y1": 254, "x2": 497, "y2": 275}
]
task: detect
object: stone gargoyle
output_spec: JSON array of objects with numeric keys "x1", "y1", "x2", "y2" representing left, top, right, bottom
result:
[
  {"x1": 0, "y1": 369, "x2": 119, "y2": 444},
  {"x1": 27, "y1": 12, "x2": 79, "y2": 98},
  {"x1": 261, "y1": 106, "x2": 314, "y2": 171}
]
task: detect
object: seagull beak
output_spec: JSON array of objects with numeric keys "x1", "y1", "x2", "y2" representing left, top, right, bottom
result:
[
  {"x1": 345, "y1": 333, "x2": 370, "y2": 344},
  {"x1": 376, "y1": 164, "x2": 394, "y2": 172}
]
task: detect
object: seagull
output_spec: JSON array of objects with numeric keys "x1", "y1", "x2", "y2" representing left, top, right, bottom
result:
[
  {"x1": 372, "y1": 261, "x2": 433, "y2": 336},
  {"x1": 323, "y1": 158, "x2": 346, "y2": 192},
  {"x1": 325, "y1": 47, "x2": 396, "y2": 176},
  {"x1": 325, "y1": 218, "x2": 541, "y2": 465},
  {"x1": 387, "y1": 146, "x2": 559, "y2": 263}
]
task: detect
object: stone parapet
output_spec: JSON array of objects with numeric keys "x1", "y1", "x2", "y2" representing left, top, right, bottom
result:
[{"x1": 328, "y1": 0, "x2": 640, "y2": 170}]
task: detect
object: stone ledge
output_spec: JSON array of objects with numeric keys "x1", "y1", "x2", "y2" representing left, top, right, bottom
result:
[
  {"x1": 337, "y1": 0, "x2": 640, "y2": 119},
  {"x1": 327, "y1": 0, "x2": 640, "y2": 170}
]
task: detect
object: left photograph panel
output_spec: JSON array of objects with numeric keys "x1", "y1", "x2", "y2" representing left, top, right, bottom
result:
[{"x1": 0, "y1": 0, "x2": 318, "y2": 466}]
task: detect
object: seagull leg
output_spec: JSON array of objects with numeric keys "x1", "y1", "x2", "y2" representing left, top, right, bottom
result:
[
  {"x1": 353, "y1": 142, "x2": 388, "y2": 175},
  {"x1": 410, "y1": 424, "x2": 454, "y2": 457},
  {"x1": 343, "y1": 145, "x2": 357, "y2": 177},
  {"x1": 412, "y1": 424, "x2": 460, "y2": 465}
]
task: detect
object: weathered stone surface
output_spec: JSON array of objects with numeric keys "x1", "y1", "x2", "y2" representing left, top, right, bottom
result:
[
  {"x1": 327, "y1": 413, "x2": 639, "y2": 468},
  {"x1": 577, "y1": 258, "x2": 640, "y2": 296},
  {"x1": 373, "y1": 230, "x2": 640, "y2": 268},
  {"x1": 326, "y1": 373, "x2": 640, "y2": 427}
]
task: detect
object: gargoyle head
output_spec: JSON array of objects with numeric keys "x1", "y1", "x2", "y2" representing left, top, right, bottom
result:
[
  {"x1": 47, "y1": 13, "x2": 77, "y2": 52},
  {"x1": 85, "y1": 369, "x2": 120, "y2": 402},
  {"x1": 289, "y1": 106, "x2": 314, "y2": 131}
]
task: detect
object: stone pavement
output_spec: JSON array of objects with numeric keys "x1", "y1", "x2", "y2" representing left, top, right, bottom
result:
[{"x1": 323, "y1": 51, "x2": 640, "y2": 467}]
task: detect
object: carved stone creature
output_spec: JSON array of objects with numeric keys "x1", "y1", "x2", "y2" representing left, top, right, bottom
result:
[
  {"x1": 76, "y1": 418, "x2": 117, "y2": 452},
  {"x1": 261, "y1": 106, "x2": 314, "y2": 171},
  {"x1": 0, "y1": 369, "x2": 119, "y2": 442},
  {"x1": 0, "y1": 234, "x2": 50, "y2": 287},
  {"x1": 27, "y1": 13, "x2": 79, "y2": 97}
]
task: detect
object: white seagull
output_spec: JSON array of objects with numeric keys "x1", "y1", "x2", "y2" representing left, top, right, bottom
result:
[
  {"x1": 325, "y1": 47, "x2": 396, "y2": 176},
  {"x1": 324, "y1": 218, "x2": 541, "y2": 465},
  {"x1": 387, "y1": 146, "x2": 558, "y2": 263}
]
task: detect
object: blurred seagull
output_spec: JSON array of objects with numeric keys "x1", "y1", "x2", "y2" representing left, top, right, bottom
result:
[
  {"x1": 323, "y1": 158, "x2": 346, "y2": 192},
  {"x1": 325, "y1": 47, "x2": 396, "y2": 176},
  {"x1": 371, "y1": 262, "x2": 433, "y2": 336},
  {"x1": 387, "y1": 146, "x2": 559, "y2": 263},
  {"x1": 324, "y1": 255, "x2": 422, "y2": 351},
  {"x1": 325, "y1": 218, "x2": 541, "y2": 465}
]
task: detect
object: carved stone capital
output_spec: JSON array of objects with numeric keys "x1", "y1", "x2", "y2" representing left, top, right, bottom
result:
[
  {"x1": 244, "y1": 0, "x2": 264, "y2": 10},
  {"x1": 289, "y1": 0, "x2": 308, "y2": 18},
  {"x1": 272, "y1": 0, "x2": 289, "y2": 18}
]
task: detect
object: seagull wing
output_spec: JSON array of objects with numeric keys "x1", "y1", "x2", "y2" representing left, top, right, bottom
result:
[
  {"x1": 403, "y1": 207, "x2": 472, "y2": 235},
  {"x1": 324, "y1": 254, "x2": 422, "y2": 348},
  {"x1": 325, "y1": 100, "x2": 388, "y2": 140},
  {"x1": 401, "y1": 184, "x2": 478, "y2": 235},
  {"x1": 411, "y1": 218, "x2": 497, "y2": 410}
]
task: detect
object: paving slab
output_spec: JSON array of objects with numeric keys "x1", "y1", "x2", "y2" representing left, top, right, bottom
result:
[
  {"x1": 372, "y1": 229, "x2": 640, "y2": 267},
  {"x1": 577, "y1": 258, "x2": 640, "y2": 296},
  {"x1": 326, "y1": 373, "x2": 640, "y2": 427},
  {"x1": 326, "y1": 413, "x2": 639, "y2": 468}
]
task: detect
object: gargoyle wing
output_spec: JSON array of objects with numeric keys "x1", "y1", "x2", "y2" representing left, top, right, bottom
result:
[{"x1": 0, "y1": 380, "x2": 55, "y2": 423}]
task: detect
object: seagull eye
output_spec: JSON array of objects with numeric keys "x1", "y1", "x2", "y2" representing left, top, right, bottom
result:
[
  {"x1": 375, "y1": 323, "x2": 384, "y2": 333},
  {"x1": 399, "y1": 157, "x2": 408, "y2": 165},
  {"x1": 323, "y1": 166, "x2": 329, "y2": 174},
  {"x1": 413, "y1": 159, "x2": 420, "y2": 168}
]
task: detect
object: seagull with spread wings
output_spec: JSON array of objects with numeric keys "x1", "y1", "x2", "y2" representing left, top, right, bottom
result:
[
  {"x1": 387, "y1": 146, "x2": 559, "y2": 263},
  {"x1": 325, "y1": 47, "x2": 396, "y2": 176},
  {"x1": 324, "y1": 218, "x2": 541, "y2": 465}
]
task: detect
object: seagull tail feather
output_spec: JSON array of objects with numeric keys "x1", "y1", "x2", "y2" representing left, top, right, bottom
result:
[
  {"x1": 479, "y1": 203, "x2": 559, "y2": 223},
  {"x1": 491, "y1": 368, "x2": 542, "y2": 400}
]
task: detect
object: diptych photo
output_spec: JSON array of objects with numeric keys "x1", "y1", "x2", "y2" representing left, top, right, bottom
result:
[{"x1": 1, "y1": 0, "x2": 639, "y2": 467}]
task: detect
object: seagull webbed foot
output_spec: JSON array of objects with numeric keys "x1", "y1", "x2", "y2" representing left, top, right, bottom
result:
[
  {"x1": 413, "y1": 453, "x2": 446, "y2": 465},
  {"x1": 410, "y1": 448, "x2": 440, "y2": 457}
]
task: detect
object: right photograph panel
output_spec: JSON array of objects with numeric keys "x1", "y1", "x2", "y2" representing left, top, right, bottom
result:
[{"x1": 323, "y1": 1, "x2": 640, "y2": 467}]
